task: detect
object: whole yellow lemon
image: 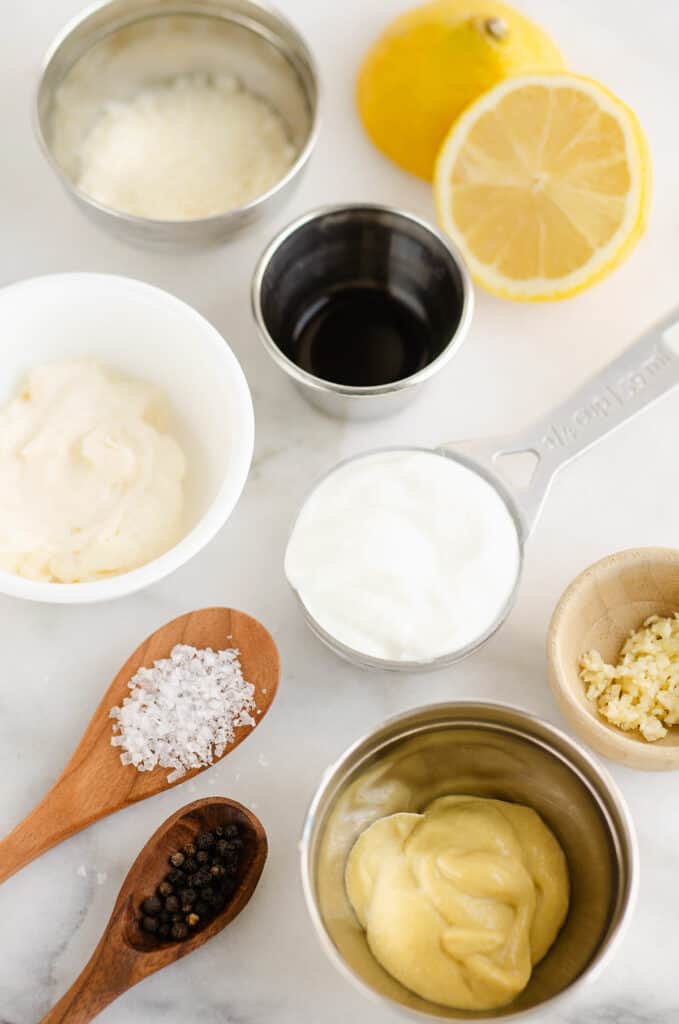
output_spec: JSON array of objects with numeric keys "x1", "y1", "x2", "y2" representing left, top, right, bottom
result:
[{"x1": 357, "y1": 0, "x2": 565, "y2": 180}]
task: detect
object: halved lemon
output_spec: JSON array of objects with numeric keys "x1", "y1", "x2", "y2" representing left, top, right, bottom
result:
[
  {"x1": 434, "y1": 73, "x2": 652, "y2": 300},
  {"x1": 357, "y1": 1, "x2": 565, "y2": 181}
]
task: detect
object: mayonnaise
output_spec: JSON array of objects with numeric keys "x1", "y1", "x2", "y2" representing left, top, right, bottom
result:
[{"x1": 0, "y1": 360, "x2": 186, "y2": 582}]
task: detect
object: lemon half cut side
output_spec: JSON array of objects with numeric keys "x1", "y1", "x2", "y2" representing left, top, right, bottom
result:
[{"x1": 434, "y1": 73, "x2": 652, "y2": 301}]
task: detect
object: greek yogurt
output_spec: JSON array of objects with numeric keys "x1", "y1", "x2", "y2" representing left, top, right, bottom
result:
[{"x1": 285, "y1": 449, "x2": 520, "y2": 662}]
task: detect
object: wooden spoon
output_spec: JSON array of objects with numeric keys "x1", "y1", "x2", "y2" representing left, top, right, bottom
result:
[
  {"x1": 41, "y1": 797, "x2": 267, "y2": 1023},
  {"x1": 0, "y1": 608, "x2": 279, "y2": 884}
]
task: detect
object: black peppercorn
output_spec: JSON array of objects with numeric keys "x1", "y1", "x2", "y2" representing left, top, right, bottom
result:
[
  {"x1": 141, "y1": 896, "x2": 162, "y2": 916},
  {"x1": 223, "y1": 854, "x2": 238, "y2": 876},
  {"x1": 137, "y1": 825, "x2": 246, "y2": 944},
  {"x1": 196, "y1": 831, "x2": 215, "y2": 850},
  {"x1": 193, "y1": 867, "x2": 212, "y2": 888}
]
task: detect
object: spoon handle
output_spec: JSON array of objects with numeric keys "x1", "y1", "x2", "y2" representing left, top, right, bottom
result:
[
  {"x1": 0, "y1": 770, "x2": 111, "y2": 884},
  {"x1": 40, "y1": 924, "x2": 137, "y2": 1024},
  {"x1": 0, "y1": 713, "x2": 142, "y2": 884}
]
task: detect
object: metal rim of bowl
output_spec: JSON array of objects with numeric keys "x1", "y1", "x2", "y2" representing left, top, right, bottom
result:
[
  {"x1": 299, "y1": 700, "x2": 639, "y2": 1024},
  {"x1": 251, "y1": 202, "x2": 475, "y2": 399},
  {"x1": 34, "y1": 0, "x2": 320, "y2": 231},
  {"x1": 284, "y1": 444, "x2": 526, "y2": 672}
]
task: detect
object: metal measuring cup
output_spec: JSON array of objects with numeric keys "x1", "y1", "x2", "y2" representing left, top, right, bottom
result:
[{"x1": 286, "y1": 308, "x2": 679, "y2": 671}]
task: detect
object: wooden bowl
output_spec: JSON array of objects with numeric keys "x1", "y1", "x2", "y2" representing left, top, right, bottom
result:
[{"x1": 548, "y1": 548, "x2": 679, "y2": 771}]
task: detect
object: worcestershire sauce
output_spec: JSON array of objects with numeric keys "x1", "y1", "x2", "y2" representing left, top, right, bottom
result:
[{"x1": 285, "y1": 284, "x2": 434, "y2": 387}]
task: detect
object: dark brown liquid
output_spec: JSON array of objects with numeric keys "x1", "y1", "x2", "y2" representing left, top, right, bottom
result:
[{"x1": 286, "y1": 285, "x2": 434, "y2": 387}]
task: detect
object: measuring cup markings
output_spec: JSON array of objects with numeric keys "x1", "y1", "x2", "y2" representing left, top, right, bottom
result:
[{"x1": 445, "y1": 309, "x2": 679, "y2": 537}]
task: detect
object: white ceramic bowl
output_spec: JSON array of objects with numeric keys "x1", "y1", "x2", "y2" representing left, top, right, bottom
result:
[{"x1": 0, "y1": 273, "x2": 254, "y2": 603}]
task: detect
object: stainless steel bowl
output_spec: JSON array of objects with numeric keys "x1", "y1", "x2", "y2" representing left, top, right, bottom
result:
[
  {"x1": 36, "y1": 0, "x2": 319, "y2": 245},
  {"x1": 301, "y1": 702, "x2": 638, "y2": 1023},
  {"x1": 252, "y1": 204, "x2": 473, "y2": 419}
]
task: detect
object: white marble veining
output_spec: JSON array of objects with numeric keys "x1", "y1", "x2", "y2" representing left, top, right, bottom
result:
[{"x1": 1, "y1": 0, "x2": 679, "y2": 1021}]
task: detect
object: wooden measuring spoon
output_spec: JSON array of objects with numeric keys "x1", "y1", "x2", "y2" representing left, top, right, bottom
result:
[
  {"x1": 0, "y1": 608, "x2": 279, "y2": 884},
  {"x1": 41, "y1": 797, "x2": 267, "y2": 1023}
]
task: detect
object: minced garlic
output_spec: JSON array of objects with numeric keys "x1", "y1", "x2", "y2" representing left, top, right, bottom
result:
[{"x1": 580, "y1": 614, "x2": 679, "y2": 741}]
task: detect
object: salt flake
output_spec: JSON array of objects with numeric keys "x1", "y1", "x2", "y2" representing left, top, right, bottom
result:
[{"x1": 110, "y1": 644, "x2": 257, "y2": 782}]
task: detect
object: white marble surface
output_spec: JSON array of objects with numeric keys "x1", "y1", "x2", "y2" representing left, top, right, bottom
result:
[{"x1": 1, "y1": 0, "x2": 679, "y2": 1021}]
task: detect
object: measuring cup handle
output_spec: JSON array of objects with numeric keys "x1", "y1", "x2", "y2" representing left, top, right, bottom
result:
[{"x1": 445, "y1": 308, "x2": 679, "y2": 537}]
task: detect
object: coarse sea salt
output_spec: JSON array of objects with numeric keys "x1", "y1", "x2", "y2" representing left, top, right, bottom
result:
[{"x1": 110, "y1": 644, "x2": 257, "y2": 783}]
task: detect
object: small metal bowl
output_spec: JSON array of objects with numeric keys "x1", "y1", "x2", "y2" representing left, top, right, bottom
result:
[
  {"x1": 301, "y1": 702, "x2": 638, "y2": 1023},
  {"x1": 252, "y1": 204, "x2": 473, "y2": 419},
  {"x1": 36, "y1": 0, "x2": 319, "y2": 245}
]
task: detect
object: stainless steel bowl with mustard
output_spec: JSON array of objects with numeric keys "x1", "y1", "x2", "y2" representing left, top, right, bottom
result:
[
  {"x1": 36, "y1": 0, "x2": 319, "y2": 244},
  {"x1": 301, "y1": 703, "x2": 638, "y2": 1022}
]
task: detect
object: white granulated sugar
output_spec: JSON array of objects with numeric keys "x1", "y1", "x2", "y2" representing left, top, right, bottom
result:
[
  {"x1": 75, "y1": 72, "x2": 296, "y2": 220},
  {"x1": 110, "y1": 644, "x2": 257, "y2": 783}
]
